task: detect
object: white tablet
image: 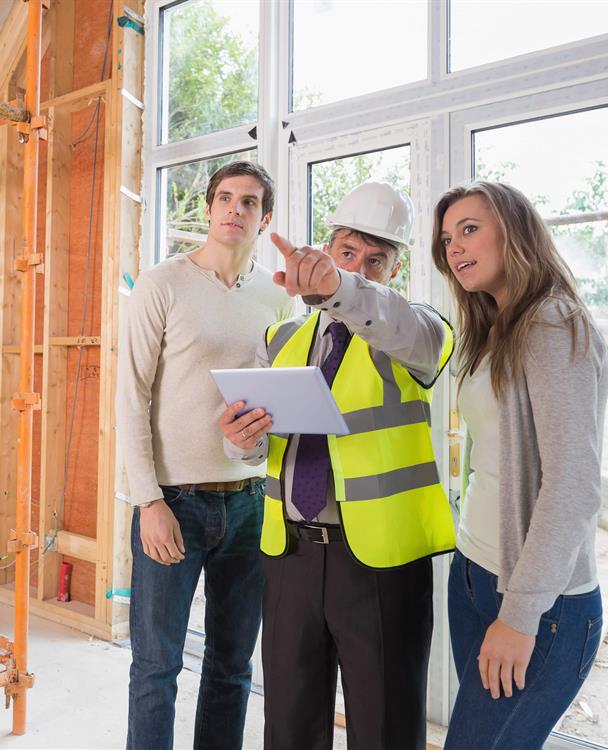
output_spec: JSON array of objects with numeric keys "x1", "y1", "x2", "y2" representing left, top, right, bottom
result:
[{"x1": 211, "y1": 366, "x2": 349, "y2": 435}]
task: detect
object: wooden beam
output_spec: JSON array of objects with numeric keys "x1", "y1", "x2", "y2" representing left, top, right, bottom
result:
[
  {"x1": 49, "y1": 336, "x2": 100, "y2": 347},
  {"x1": 4, "y1": 339, "x2": 101, "y2": 351},
  {"x1": 0, "y1": 584, "x2": 114, "y2": 640},
  {"x1": 46, "y1": 0, "x2": 74, "y2": 101},
  {"x1": 96, "y1": 0, "x2": 144, "y2": 630},
  {"x1": 0, "y1": 2, "x2": 28, "y2": 94},
  {"x1": 40, "y1": 80, "x2": 109, "y2": 115},
  {"x1": 37, "y1": 102, "x2": 71, "y2": 602},
  {"x1": 1, "y1": 4, "x2": 51, "y2": 101},
  {"x1": 0, "y1": 87, "x2": 23, "y2": 587},
  {"x1": 37, "y1": 0, "x2": 77, "y2": 608},
  {"x1": 37, "y1": 0, "x2": 76, "y2": 608},
  {"x1": 2, "y1": 345, "x2": 44, "y2": 354},
  {"x1": 55, "y1": 530, "x2": 97, "y2": 564}
]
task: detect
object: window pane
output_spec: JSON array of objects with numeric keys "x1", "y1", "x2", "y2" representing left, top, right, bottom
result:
[
  {"x1": 450, "y1": 0, "x2": 608, "y2": 72},
  {"x1": 161, "y1": 0, "x2": 259, "y2": 143},
  {"x1": 291, "y1": 0, "x2": 427, "y2": 111},
  {"x1": 158, "y1": 149, "x2": 257, "y2": 261},
  {"x1": 309, "y1": 145, "x2": 411, "y2": 295},
  {"x1": 474, "y1": 108, "x2": 608, "y2": 747}
]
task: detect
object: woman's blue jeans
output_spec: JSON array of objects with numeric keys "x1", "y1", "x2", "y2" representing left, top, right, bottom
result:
[
  {"x1": 445, "y1": 550, "x2": 602, "y2": 750},
  {"x1": 126, "y1": 480, "x2": 265, "y2": 750}
]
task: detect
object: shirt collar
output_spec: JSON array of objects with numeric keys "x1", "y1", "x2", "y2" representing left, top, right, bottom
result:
[
  {"x1": 184, "y1": 254, "x2": 256, "y2": 287},
  {"x1": 318, "y1": 310, "x2": 351, "y2": 337}
]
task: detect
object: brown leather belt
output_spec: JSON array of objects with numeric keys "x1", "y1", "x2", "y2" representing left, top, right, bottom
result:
[{"x1": 178, "y1": 478, "x2": 259, "y2": 493}]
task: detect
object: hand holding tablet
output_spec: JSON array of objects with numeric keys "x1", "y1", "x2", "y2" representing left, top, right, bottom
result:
[{"x1": 212, "y1": 366, "x2": 349, "y2": 437}]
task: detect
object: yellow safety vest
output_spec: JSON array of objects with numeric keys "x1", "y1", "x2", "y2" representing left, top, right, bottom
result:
[{"x1": 260, "y1": 311, "x2": 456, "y2": 569}]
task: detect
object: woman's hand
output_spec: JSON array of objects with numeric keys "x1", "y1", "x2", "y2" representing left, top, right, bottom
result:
[{"x1": 478, "y1": 619, "x2": 536, "y2": 699}]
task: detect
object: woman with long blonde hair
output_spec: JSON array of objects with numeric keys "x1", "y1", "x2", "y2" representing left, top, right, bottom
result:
[{"x1": 432, "y1": 181, "x2": 607, "y2": 749}]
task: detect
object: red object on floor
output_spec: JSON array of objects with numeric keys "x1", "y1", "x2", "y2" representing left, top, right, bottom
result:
[{"x1": 58, "y1": 561, "x2": 73, "y2": 602}]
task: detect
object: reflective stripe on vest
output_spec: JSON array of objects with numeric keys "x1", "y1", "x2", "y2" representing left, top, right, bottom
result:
[{"x1": 261, "y1": 311, "x2": 456, "y2": 568}]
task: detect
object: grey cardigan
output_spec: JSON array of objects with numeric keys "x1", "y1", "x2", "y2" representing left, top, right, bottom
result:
[{"x1": 463, "y1": 299, "x2": 608, "y2": 636}]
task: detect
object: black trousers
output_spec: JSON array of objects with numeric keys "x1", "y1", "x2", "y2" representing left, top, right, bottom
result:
[{"x1": 262, "y1": 534, "x2": 433, "y2": 750}]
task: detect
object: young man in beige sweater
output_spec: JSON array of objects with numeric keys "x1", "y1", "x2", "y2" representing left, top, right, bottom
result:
[{"x1": 117, "y1": 162, "x2": 293, "y2": 750}]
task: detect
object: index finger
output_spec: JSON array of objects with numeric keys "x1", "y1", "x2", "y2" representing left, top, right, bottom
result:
[
  {"x1": 271, "y1": 231, "x2": 297, "y2": 258},
  {"x1": 219, "y1": 401, "x2": 246, "y2": 426}
]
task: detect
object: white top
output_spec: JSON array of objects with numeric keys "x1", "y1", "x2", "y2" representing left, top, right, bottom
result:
[
  {"x1": 116, "y1": 253, "x2": 294, "y2": 505},
  {"x1": 458, "y1": 351, "x2": 598, "y2": 596},
  {"x1": 457, "y1": 355, "x2": 501, "y2": 575}
]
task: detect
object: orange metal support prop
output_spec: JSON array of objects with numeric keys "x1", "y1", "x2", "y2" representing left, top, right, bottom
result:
[{"x1": 9, "y1": 0, "x2": 44, "y2": 736}]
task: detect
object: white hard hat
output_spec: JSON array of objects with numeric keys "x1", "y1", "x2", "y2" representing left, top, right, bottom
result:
[{"x1": 326, "y1": 182, "x2": 414, "y2": 246}]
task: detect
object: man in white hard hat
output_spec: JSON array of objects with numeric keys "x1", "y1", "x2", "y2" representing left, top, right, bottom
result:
[{"x1": 220, "y1": 182, "x2": 455, "y2": 750}]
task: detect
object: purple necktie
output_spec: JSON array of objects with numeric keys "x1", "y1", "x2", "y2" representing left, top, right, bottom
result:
[{"x1": 291, "y1": 321, "x2": 351, "y2": 521}]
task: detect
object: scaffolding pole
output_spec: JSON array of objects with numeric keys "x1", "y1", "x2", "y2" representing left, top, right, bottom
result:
[{"x1": 0, "y1": 0, "x2": 45, "y2": 735}]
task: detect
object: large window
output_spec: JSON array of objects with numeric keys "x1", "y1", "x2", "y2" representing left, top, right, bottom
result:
[
  {"x1": 291, "y1": 0, "x2": 427, "y2": 111},
  {"x1": 160, "y1": 0, "x2": 259, "y2": 143},
  {"x1": 449, "y1": 0, "x2": 608, "y2": 72}
]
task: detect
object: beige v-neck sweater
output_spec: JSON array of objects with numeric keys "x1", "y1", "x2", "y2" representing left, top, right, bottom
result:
[{"x1": 116, "y1": 254, "x2": 294, "y2": 505}]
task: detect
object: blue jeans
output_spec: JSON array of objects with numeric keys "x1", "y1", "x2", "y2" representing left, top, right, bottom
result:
[
  {"x1": 445, "y1": 550, "x2": 603, "y2": 750},
  {"x1": 126, "y1": 480, "x2": 265, "y2": 750}
]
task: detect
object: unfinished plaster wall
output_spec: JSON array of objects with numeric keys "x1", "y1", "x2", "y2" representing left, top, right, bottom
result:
[
  {"x1": 0, "y1": 0, "x2": 142, "y2": 637},
  {"x1": 24, "y1": 0, "x2": 113, "y2": 607}
]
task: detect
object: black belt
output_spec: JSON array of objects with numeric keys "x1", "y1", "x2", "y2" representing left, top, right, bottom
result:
[{"x1": 287, "y1": 522, "x2": 342, "y2": 545}]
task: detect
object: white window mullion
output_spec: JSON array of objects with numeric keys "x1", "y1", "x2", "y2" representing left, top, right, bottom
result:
[
  {"x1": 256, "y1": 0, "x2": 286, "y2": 273},
  {"x1": 142, "y1": 1, "x2": 162, "y2": 269},
  {"x1": 147, "y1": 127, "x2": 257, "y2": 170}
]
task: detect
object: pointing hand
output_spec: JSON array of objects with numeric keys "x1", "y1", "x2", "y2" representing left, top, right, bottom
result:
[{"x1": 271, "y1": 232, "x2": 340, "y2": 298}]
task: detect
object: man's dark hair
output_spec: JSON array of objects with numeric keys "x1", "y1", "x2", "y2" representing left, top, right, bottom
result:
[
  {"x1": 206, "y1": 161, "x2": 275, "y2": 216},
  {"x1": 328, "y1": 227, "x2": 404, "y2": 262}
]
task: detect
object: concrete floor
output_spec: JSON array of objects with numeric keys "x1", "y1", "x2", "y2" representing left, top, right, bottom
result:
[
  {"x1": 0, "y1": 602, "x2": 451, "y2": 749},
  {"x1": 4, "y1": 587, "x2": 608, "y2": 749},
  {"x1": 0, "y1": 602, "x2": 347, "y2": 749}
]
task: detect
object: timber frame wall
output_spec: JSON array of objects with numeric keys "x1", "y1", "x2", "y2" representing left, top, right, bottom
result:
[{"x1": 0, "y1": 0, "x2": 143, "y2": 640}]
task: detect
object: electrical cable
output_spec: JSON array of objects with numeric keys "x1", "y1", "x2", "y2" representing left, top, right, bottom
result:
[{"x1": 70, "y1": 106, "x2": 99, "y2": 149}]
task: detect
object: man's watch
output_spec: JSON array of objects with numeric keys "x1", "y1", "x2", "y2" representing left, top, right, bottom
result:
[{"x1": 139, "y1": 499, "x2": 159, "y2": 509}]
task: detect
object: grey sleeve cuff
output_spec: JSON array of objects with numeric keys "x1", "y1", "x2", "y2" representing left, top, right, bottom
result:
[
  {"x1": 304, "y1": 270, "x2": 358, "y2": 316},
  {"x1": 498, "y1": 592, "x2": 553, "y2": 636},
  {"x1": 223, "y1": 435, "x2": 268, "y2": 464}
]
